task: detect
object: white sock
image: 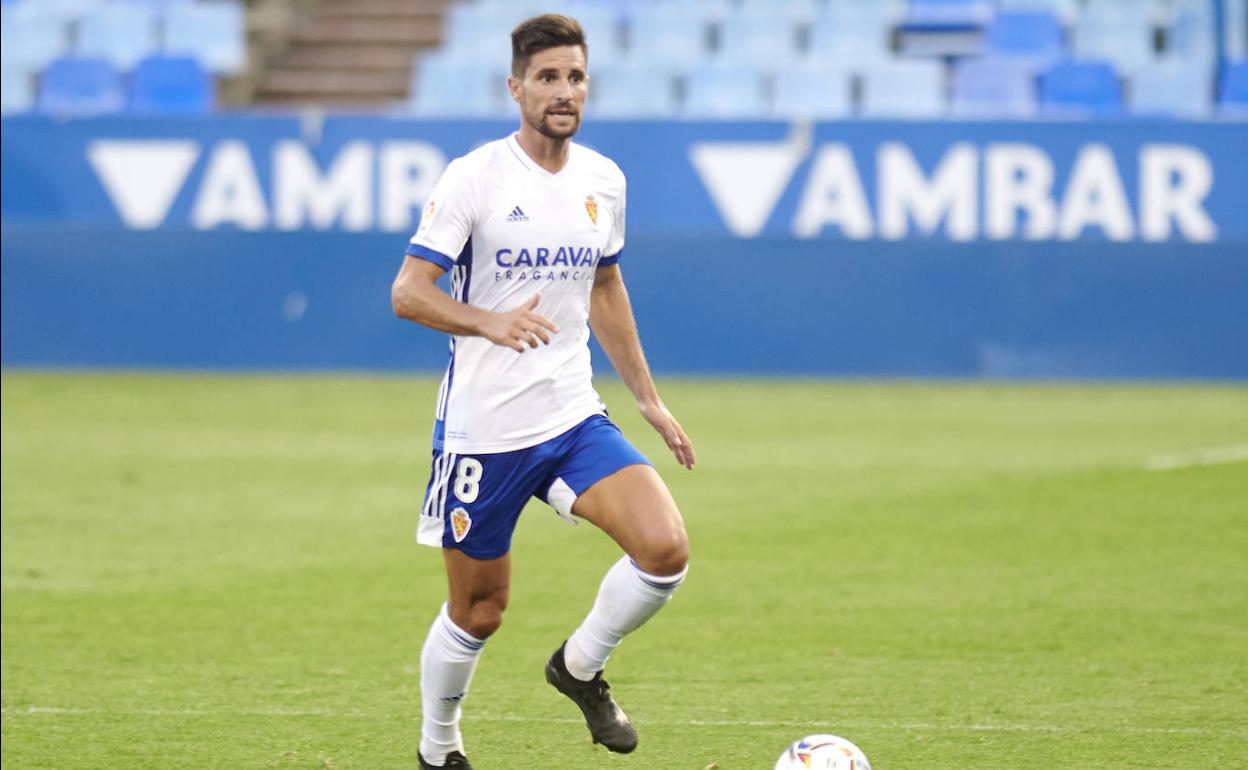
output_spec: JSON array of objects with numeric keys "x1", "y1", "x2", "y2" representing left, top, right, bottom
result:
[
  {"x1": 563, "y1": 555, "x2": 687, "y2": 681},
  {"x1": 419, "y1": 603, "x2": 485, "y2": 764}
]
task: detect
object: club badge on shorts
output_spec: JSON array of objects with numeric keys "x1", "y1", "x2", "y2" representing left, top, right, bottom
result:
[
  {"x1": 450, "y1": 507, "x2": 472, "y2": 542},
  {"x1": 585, "y1": 194, "x2": 598, "y2": 225}
]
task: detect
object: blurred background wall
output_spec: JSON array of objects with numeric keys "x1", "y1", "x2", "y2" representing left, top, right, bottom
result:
[{"x1": 2, "y1": 0, "x2": 1246, "y2": 377}]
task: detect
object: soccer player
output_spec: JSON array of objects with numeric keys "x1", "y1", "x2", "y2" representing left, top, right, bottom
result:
[{"x1": 391, "y1": 14, "x2": 694, "y2": 770}]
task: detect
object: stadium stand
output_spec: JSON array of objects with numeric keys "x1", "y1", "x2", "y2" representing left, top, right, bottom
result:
[
  {"x1": 1, "y1": 0, "x2": 1245, "y2": 119},
  {"x1": 35, "y1": 56, "x2": 126, "y2": 116}
]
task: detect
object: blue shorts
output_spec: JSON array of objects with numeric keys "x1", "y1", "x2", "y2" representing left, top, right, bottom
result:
[{"x1": 415, "y1": 414, "x2": 651, "y2": 560}]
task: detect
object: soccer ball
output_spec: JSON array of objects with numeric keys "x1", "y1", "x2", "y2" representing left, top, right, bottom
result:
[{"x1": 774, "y1": 734, "x2": 872, "y2": 770}]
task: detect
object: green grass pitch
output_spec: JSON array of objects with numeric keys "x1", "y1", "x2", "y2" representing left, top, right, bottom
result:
[{"x1": 2, "y1": 373, "x2": 1246, "y2": 769}]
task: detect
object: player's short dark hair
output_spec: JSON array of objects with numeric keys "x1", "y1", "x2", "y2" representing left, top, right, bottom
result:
[{"x1": 511, "y1": 14, "x2": 587, "y2": 78}]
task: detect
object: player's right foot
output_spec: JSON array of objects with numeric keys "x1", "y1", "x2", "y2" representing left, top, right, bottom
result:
[
  {"x1": 545, "y1": 642, "x2": 638, "y2": 753},
  {"x1": 418, "y1": 750, "x2": 472, "y2": 769}
]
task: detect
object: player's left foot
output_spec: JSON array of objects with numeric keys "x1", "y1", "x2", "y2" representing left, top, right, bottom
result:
[
  {"x1": 545, "y1": 641, "x2": 638, "y2": 753},
  {"x1": 418, "y1": 750, "x2": 472, "y2": 769}
]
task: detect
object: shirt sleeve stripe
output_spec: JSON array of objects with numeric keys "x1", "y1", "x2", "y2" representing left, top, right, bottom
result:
[
  {"x1": 599, "y1": 250, "x2": 622, "y2": 268},
  {"x1": 406, "y1": 243, "x2": 455, "y2": 270}
]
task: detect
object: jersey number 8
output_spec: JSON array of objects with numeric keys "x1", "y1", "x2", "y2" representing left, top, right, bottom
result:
[{"x1": 454, "y1": 457, "x2": 484, "y2": 504}]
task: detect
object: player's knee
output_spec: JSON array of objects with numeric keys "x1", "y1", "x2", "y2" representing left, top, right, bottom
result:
[
  {"x1": 464, "y1": 596, "x2": 507, "y2": 639},
  {"x1": 636, "y1": 528, "x2": 689, "y2": 578}
]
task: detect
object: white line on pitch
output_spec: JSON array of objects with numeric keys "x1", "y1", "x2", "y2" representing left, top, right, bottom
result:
[
  {"x1": 3, "y1": 706, "x2": 1235, "y2": 737},
  {"x1": 1144, "y1": 443, "x2": 1248, "y2": 471}
]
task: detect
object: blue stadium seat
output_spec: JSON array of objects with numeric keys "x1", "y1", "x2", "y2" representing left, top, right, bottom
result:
[
  {"x1": 950, "y1": 57, "x2": 1036, "y2": 117},
  {"x1": 589, "y1": 64, "x2": 678, "y2": 118},
  {"x1": 682, "y1": 63, "x2": 767, "y2": 118},
  {"x1": 997, "y1": 0, "x2": 1079, "y2": 24},
  {"x1": 903, "y1": 0, "x2": 995, "y2": 28},
  {"x1": 0, "y1": 4, "x2": 71, "y2": 72},
  {"x1": 624, "y1": 6, "x2": 712, "y2": 68},
  {"x1": 1128, "y1": 59, "x2": 1211, "y2": 117},
  {"x1": 1039, "y1": 59, "x2": 1121, "y2": 116},
  {"x1": 1072, "y1": 11, "x2": 1155, "y2": 74},
  {"x1": 807, "y1": 3, "x2": 895, "y2": 71},
  {"x1": 716, "y1": 11, "x2": 800, "y2": 68},
  {"x1": 1219, "y1": 59, "x2": 1248, "y2": 116},
  {"x1": 860, "y1": 58, "x2": 947, "y2": 117},
  {"x1": 35, "y1": 56, "x2": 124, "y2": 116},
  {"x1": 163, "y1": 1, "x2": 246, "y2": 74},
  {"x1": 76, "y1": 2, "x2": 159, "y2": 70},
  {"x1": 409, "y1": 55, "x2": 505, "y2": 117},
  {"x1": 770, "y1": 64, "x2": 853, "y2": 118},
  {"x1": 1, "y1": 66, "x2": 36, "y2": 114},
  {"x1": 981, "y1": 11, "x2": 1065, "y2": 71},
  {"x1": 128, "y1": 55, "x2": 213, "y2": 113},
  {"x1": 440, "y1": 8, "x2": 521, "y2": 72}
]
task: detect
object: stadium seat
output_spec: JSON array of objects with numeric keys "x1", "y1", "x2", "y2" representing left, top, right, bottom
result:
[
  {"x1": 1128, "y1": 58, "x2": 1211, "y2": 117},
  {"x1": 716, "y1": 11, "x2": 801, "y2": 68},
  {"x1": 1219, "y1": 59, "x2": 1248, "y2": 116},
  {"x1": 589, "y1": 64, "x2": 679, "y2": 118},
  {"x1": 1, "y1": 66, "x2": 35, "y2": 114},
  {"x1": 624, "y1": 6, "x2": 713, "y2": 68},
  {"x1": 0, "y1": 4, "x2": 71, "y2": 72},
  {"x1": 76, "y1": 2, "x2": 159, "y2": 70},
  {"x1": 950, "y1": 57, "x2": 1036, "y2": 118},
  {"x1": 807, "y1": 3, "x2": 895, "y2": 71},
  {"x1": 981, "y1": 11, "x2": 1065, "y2": 72},
  {"x1": 860, "y1": 58, "x2": 947, "y2": 117},
  {"x1": 1166, "y1": 2, "x2": 1217, "y2": 63},
  {"x1": 770, "y1": 63, "x2": 853, "y2": 118},
  {"x1": 409, "y1": 55, "x2": 506, "y2": 117},
  {"x1": 163, "y1": 1, "x2": 246, "y2": 74},
  {"x1": 997, "y1": 0, "x2": 1079, "y2": 24},
  {"x1": 903, "y1": 0, "x2": 995, "y2": 28},
  {"x1": 737, "y1": 0, "x2": 819, "y2": 21},
  {"x1": 1072, "y1": 11, "x2": 1155, "y2": 74},
  {"x1": 440, "y1": 8, "x2": 523, "y2": 72},
  {"x1": 35, "y1": 56, "x2": 124, "y2": 116},
  {"x1": 682, "y1": 63, "x2": 767, "y2": 118},
  {"x1": 128, "y1": 55, "x2": 213, "y2": 113},
  {"x1": 1039, "y1": 59, "x2": 1121, "y2": 116},
  {"x1": 565, "y1": 3, "x2": 624, "y2": 67}
]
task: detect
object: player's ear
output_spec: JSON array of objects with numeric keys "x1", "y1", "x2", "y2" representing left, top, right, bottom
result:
[{"x1": 507, "y1": 75, "x2": 521, "y2": 103}]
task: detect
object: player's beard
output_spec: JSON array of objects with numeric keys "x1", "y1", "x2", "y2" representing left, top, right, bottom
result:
[{"x1": 532, "y1": 106, "x2": 580, "y2": 140}]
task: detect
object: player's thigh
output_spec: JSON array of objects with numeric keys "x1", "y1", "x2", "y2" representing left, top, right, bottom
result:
[
  {"x1": 443, "y1": 548, "x2": 510, "y2": 639},
  {"x1": 572, "y1": 464, "x2": 689, "y2": 576}
]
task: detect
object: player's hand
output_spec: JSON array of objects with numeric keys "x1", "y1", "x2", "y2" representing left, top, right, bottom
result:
[
  {"x1": 481, "y1": 293, "x2": 560, "y2": 352},
  {"x1": 639, "y1": 399, "x2": 695, "y2": 470}
]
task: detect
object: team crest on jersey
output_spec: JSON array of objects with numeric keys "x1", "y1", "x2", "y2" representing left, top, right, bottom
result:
[
  {"x1": 585, "y1": 194, "x2": 598, "y2": 225},
  {"x1": 450, "y1": 507, "x2": 472, "y2": 542}
]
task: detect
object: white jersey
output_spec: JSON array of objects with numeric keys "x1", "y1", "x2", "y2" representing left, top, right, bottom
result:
[{"x1": 406, "y1": 133, "x2": 626, "y2": 454}]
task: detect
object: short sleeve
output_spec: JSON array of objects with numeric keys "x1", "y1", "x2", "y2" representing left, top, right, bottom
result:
[
  {"x1": 600, "y1": 179, "x2": 626, "y2": 267},
  {"x1": 406, "y1": 159, "x2": 476, "y2": 270}
]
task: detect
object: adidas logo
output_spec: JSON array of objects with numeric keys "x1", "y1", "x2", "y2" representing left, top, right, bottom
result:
[{"x1": 506, "y1": 206, "x2": 529, "y2": 222}]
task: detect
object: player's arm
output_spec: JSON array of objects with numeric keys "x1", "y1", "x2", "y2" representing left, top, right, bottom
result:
[
  {"x1": 391, "y1": 256, "x2": 559, "y2": 352},
  {"x1": 589, "y1": 263, "x2": 695, "y2": 469}
]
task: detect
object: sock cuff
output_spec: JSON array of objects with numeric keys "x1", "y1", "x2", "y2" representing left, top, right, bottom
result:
[
  {"x1": 439, "y1": 603, "x2": 486, "y2": 652},
  {"x1": 629, "y1": 558, "x2": 688, "y2": 590}
]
